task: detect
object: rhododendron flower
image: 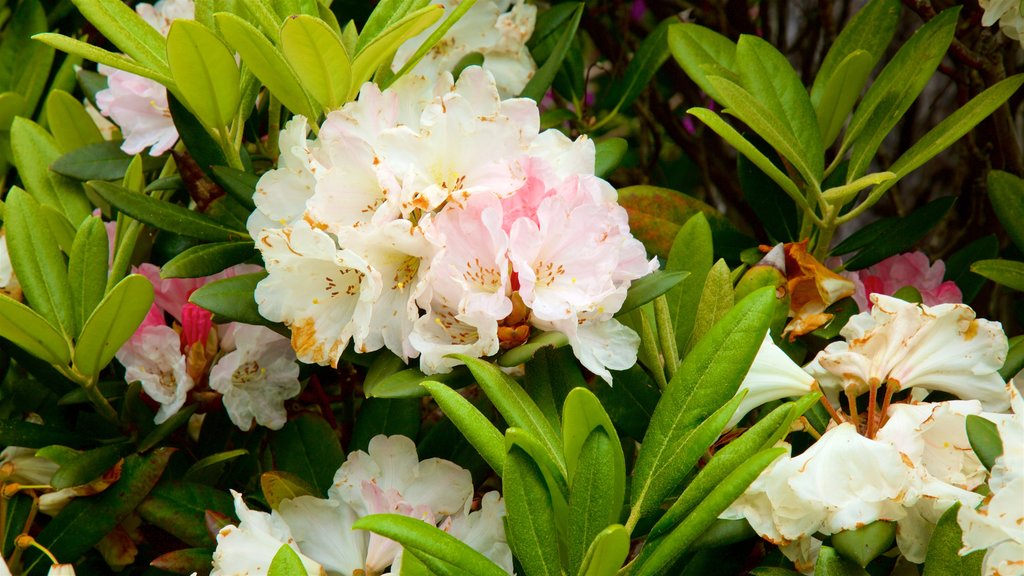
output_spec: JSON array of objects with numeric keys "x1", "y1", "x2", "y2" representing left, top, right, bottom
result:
[
  {"x1": 980, "y1": 0, "x2": 1024, "y2": 46},
  {"x1": 0, "y1": 445, "x2": 60, "y2": 486},
  {"x1": 763, "y1": 241, "x2": 856, "y2": 338},
  {"x1": 212, "y1": 491, "x2": 324, "y2": 576},
  {"x1": 846, "y1": 251, "x2": 961, "y2": 312},
  {"x1": 94, "y1": 0, "x2": 194, "y2": 156},
  {"x1": 0, "y1": 229, "x2": 21, "y2": 301},
  {"x1": 806, "y1": 294, "x2": 1010, "y2": 411},
  {"x1": 115, "y1": 307, "x2": 194, "y2": 424},
  {"x1": 249, "y1": 67, "x2": 654, "y2": 381},
  {"x1": 728, "y1": 332, "x2": 816, "y2": 428},
  {"x1": 392, "y1": 0, "x2": 537, "y2": 98}
]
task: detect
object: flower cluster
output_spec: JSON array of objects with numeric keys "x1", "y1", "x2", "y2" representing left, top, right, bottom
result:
[
  {"x1": 980, "y1": 0, "x2": 1024, "y2": 46},
  {"x1": 844, "y1": 251, "x2": 962, "y2": 312},
  {"x1": 116, "y1": 263, "x2": 302, "y2": 429},
  {"x1": 249, "y1": 67, "x2": 656, "y2": 382},
  {"x1": 212, "y1": 435, "x2": 512, "y2": 575}
]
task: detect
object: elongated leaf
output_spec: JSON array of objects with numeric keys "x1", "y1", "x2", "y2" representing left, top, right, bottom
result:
[
  {"x1": 457, "y1": 355, "x2": 566, "y2": 474},
  {"x1": 945, "y1": 235, "x2": 999, "y2": 304},
  {"x1": 810, "y1": 0, "x2": 900, "y2": 106},
  {"x1": 4, "y1": 188, "x2": 75, "y2": 338},
  {"x1": 821, "y1": 171, "x2": 895, "y2": 205},
  {"x1": 350, "y1": 5, "x2": 445, "y2": 99},
  {"x1": 971, "y1": 259, "x2": 1024, "y2": 291},
  {"x1": 33, "y1": 33, "x2": 175, "y2": 85},
  {"x1": 966, "y1": 414, "x2": 1003, "y2": 470},
  {"x1": 51, "y1": 140, "x2": 162, "y2": 181},
  {"x1": 504, "y1": 442, "x2": 563, "y2": 576},
  {"x1": 0, "y1": 295, "x2": 71, "y2": 366},
  {"x1": 497, "y1": 330, "x2": 568, "y2": 367},
  {"x1": 631, "y1": 287, "x2": 776, "y2": 520},
  {"x1": 167, "y1": 20, "x2": 240, "y2": 130},
  {"x1": 356, "y1": 0, "x2": 428, "y2": 53},
  {"x1": 45, "y1": 90, "x2": 104, "y2": 153},
  {"x1": 562, "y1": 388, "x2": 622, "y2": 491},
  {"x1": 520, "y1": 2, "x2": 583, "y2": 101},
  {"x1": 665, "y1": 213, "x2": 713, "y2": 353},
  {"x1": 73, "y1": 274, "x2": 154, "y2": 378},
  {"x1": 10, "y1": 118, "x2": 91, "y2": 224},
  {"x1": 422, "y1": 381, "x2": 505, "y2": 475},
  {"x1": 988, "y1": 170, "x2": 1024, "y2": 252},
  {"x1": 813, "y1": 51, "x2": 873, "y2": 148},
  {"x1": 216, "y1": 13, "x2": 317, "y2": 119},
  {"x1": 832, "y1": 521, "x2": 895, "y2": 567},
  {"x1": 261, "y1": 470, "x2": 317, "y2": 509},
  {"x1": 189, "y1": 271, "x2": 277, "y2": 326},
  {"x1": 602, "y1": 19, "x2": 671, "y2": 115},
  {"x1": 138, "y1": 481, "x2": 234, "y2": 547},
  {"x1": 841, "y1": 196, "x2": 956, "y2": 269},
  {"x1": 593, "y1": 365, "x2": 660, "y2": 440},
  {"x1": 577, "y1": 524, "x2": 630, "y2": 576},
  {"x1": 813, "y1": 546, "x2": 870, "y2": 576},
  {"x1": 160, "y1": 242, "x2": 257, "y2": 279},
  {"x1": 844, "y1": 8, "x2": 959, "y2": 182},
  {"x1": 270, "y1": 413, "x2": 344, "y2": 496},
  {"x1": 68, "y1": 217, "x2": 110, "y2": 338},
  {"x1": 150, "y1": 548, "x2": 216, "y2": 575},
  {"x1": 568, "y1": 429, "x2": 621, "y2": 571},
  {"x1": 184, "y1": 449, "x2": 249, "y2": 481},
  {"x1": 616, "y1": 270, "x2": 688, "y2": 317},
  {"x1": 211, "y1": 166, "x2": 259, "y2": 210},
  {"x1": 281, "y1": 15, "x2": 351, "y2": 112},
  {"x1": 25, "y1": 449, "x2": 173, "y2": 575},
  {"x1": 353, "y1": 514, "x2": 509, "y2": 576},
  {"x1": 594, "y1": 138, "x2": 627, "y2": 179},
  {"x1": 70, "y1": 0, "x2": 170, "y2": 73},
  {"x1": 667, "y1": 23, "x2": 737, "y2": 103},
  {"x1": 365, "y1": 366, "x2": 471, "y2": 398},
  {"x1": 89, "y1": 180, "x2": 248, "y2": 242},
  {"x1": 136, "y1": 404, "x2": 198, "y2": 453},
  {"x1": 922, "y1": 503, "x2": 985, "y2": 576},
  {"x1": 0, "y1": 419, "x2": 86, "y2": 448},
  {"x1": 50, "y1": 443, "x2": 129, "y2": 490},
  {"x1": 350, "y1": 398, "x2": 421, "y2": 452},
  {"x1": 685, "y1": 259, "x2": 734, "y2": 353}
]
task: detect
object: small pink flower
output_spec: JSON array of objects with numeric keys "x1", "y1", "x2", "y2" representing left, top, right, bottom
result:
[{"x1": 848, "y1": 252, "x2": 962, "y2": 312}]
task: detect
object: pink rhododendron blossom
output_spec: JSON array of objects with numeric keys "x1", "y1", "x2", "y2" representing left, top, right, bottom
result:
[
  {"x1": 248, "y1": 67, "x2": 655, "y2": 382},
  {"x1": 94, "y1": 0, "x2": 194, "y2": 156},
  {"x1": 847, "y1": 251, "x2": 962, "y2": 312}
]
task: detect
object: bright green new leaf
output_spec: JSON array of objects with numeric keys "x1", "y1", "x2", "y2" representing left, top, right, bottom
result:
[
  {"x1": 267, "y1": 544, "x2": 306, "y2": 576},
  {"x1": 966, "y1": 414, "x2": 1003, "y2": 470},
  {"x1": 813, "y1": 50, "x2": 873, "y2": 148},
  {"x1": 616, "y1": 270, "x2": 688, "y2": 318},
  {"x1": 236, "y1": 0, "x2": 285, "y2": 42},
  {"x1": 0, "y1": 92, "x2": 26, "y2": 130},
  {"x1": 685, "y1": 259, "x2": 734, "y2": 353},
  {"x1": 821, "y1": 171, "x2": 894, "y2": 205},
  {"x1": 988, "y1": 170, "x2": 1024, "y2": 253},
  {"x1": 832, "y1": 521, "x2": 896, "y2": 567},
  {"x1": 562, "y1": 388, "x2": 624, "y2": 495},
  {"x1": 813, "y1": 546, "x2": 870, "y2": 576},
  {"x1": 33, "y1": 33, "x2": 176, "y2": 86},
  {"x1": 665, "y1": 213, "x2": 713, "y2": 353},
  {"x1": 352, "y1": 514, "x2": 509, "y2": 576},
  {"x1": 40, "y1": 205, "x2": 77, "y2": 256},
  {"x1": 281, "y1": 14, "x2": 351, "y2": 112},
  {"x1": 519, "y1": 3, "x2": 582, "y2": 102},
  {"x1": 68, "y1": 216, "x2": 111, "y2": 336},
  {"x1": 45, "y1": 90, "x2": 104, "y2": 153},
  {"x1": 810, "y1": 0, "x2": 901, "y2": 105},
  {"x1": 350, "y1": 4, "x2": 444, "y2": 99},
  {"x1": 160, "y1": 242, "x2": 257, "y2": 279},
  {"x1": 73, "y1": 274, "x2": 155, "y2": 378},
  {"x1": 216, "y1": 13, "x2": 317, "y2": 119},
  {"x1": 922, "y1": 503, "x2": 985, "y2": 576},
  {"x1": 568, "y1": 428, "x2": 623, "y2": 571},
  {"x1": 503, "y1": 442, "x2": 563, "y2": 576},
  {"x1": 577, "y1": 524, "x2": 630, "y2": 576},
  {"x1": 356, "y1": 0, "x2": 430, "y2": 53},
  {"x1": 667, "y1": 23, "x2": 737, "y2": 103},
  {"x1": 421, "y1": 381, "x2": 505, "y2": 475},
  {"x1": 497, "y1": 330, "x2": 569, "y2": 367},
  {"x1": 10, "y1": 117, "x2": 92, "y2": 225},
  {"x1": 167, "y1": 20, "x2": 240, "y2": 130},
  {"x1": 0, "y1": 294, "x2": 71, "y2": 366},
  {"x1": 70, "y1": 0, "x2": 170, "y2": 74},
  {"x1": 365, "y1": 366, "x2": 471, "y2": 398}
]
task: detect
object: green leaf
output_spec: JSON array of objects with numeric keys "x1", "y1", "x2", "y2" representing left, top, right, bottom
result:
[
  {"x1": 497, "y1": 330, "x2": 569, "y2": 368},
  {"x1": 350, "y1": 5, "x2": 445, "y2": 99},
  {"x1": 215, "y1": 12, "x2": 317, "y2": 119},
  {"x1": 685, "y1": 259, "x2": 734, "y2": 353},
  {"x1": 270, "y1": 413, "x2": 344, "y2": 496},
  {"x1": 813, "y1": 546, "x2": 870, "y2": 576},
  {"x1": 88, "y1": 180, "x2": 249, "y2": 242},
  {"x1": 1001, "y1": 336, "x2": 1024, "y2": 383},
  {"x1": 352, "y1": 514, "x2": 509, "y2": 576},
  {"x1": 457, "y1": 355, "x2": 566, "y2": 475},
  {"x1": 601, "y1": 19, "x2": 671, "y2": 116},
  {"x1": 0, "y1": 0, "x2": 47, "y2": 91},
  {"x1": 138, "y1": 481, "x2": 234, "y2": 547},
  {"x1": 665, "y1": 213, "x2": 713, "y2": 353},
  {"x1": 634, "y1": 447, "x2": 786, "y2": 575},
  {"x1": 281, "y1": 14, "x2": 351, "y2": 112},
  {"x1": 365, "y1": 365, "x2": 472, "y2": 398},
  {"x1": 737, "y1": 136, "x2": 800, "y2": 243},
  {"x1": 160, "y1": 241, "x2": 257, "y2": 279},
  {"x1": 971, "y1": 259, "x2": 1024, "y2": 291},
  {"x1": 189, "y1": 271, "x2": 278, "y2": 326},
  {"x1": 810, "y1": 0, "x2": 900, "y2": 106},
  {"x1": 356, "y1": 0, "x2": 429, "y2": 53},
  {"x1": 667, "y1": 23, "x2": 737, "y2": 103},
  {"x1": 167, "y1": 20, "x2": 240, "y2": 130},
  {"x1": 1, "y1": 494, "x2": 33, "y2": 557},
  {"x1": 631, "y1": 287, "x2": 777, "y2": 521},
  {"x1": 350, "y1": 398, "x2": 420, "y2": 453},
  {"x1": 51, "y1": 140, "x2": 163, "y2": 181},
  {"x1": 735, "y1": 35, "x2": 822, "y2": 179},
  {"x1": 843, "y1": 7, "x2": 959, "y2": 182},
  {"x1": 211, "y1": 166, "x2": 258, "y2": 210},
  {"x1": 261, "y1": 470, "x2": 317, "y2": 509},
  {"x1": 562, "y1": 388, "x2": 623, "y2": 494},
  {"x1": 504, "y1": 442, "x2": 563, "y2": 576},
  {"x1": 39, "y1": 206, "x2": 77, "y2": 256},
  {"x1": 966, "y1": 414, "x2": 1003, "y2": 471},
  {"x1": 923, "y1": 503, "x2": 985, "y2": 576},
  {"x1": 10, "y1": 118, "x2": 91, "y2": 224},
  {"x1": 73, "y1": 274, "x2": 155, "y2": 378},
  {"x1": 617, "y1": 270, "x2": 688, "y2": 317},
  {"x1": 167, "y1": 93, "x2": 228, "y2": 175},
  {"x1": 25, "y1": 449, "x2": 173, "y2": 575},
  {"x1": 33, "y1": 33, "x2": 175, "y2": 86},
  {"x1": 268, "y1": 543, "x2": 307, "y2": 576},
  {"x1": 45, "y1": 90, "x2": 104, "y2": 153},
  {"x1": 988, "y1": 170, "x2": 1024, "y2": 253},
  {"x1": 69, "y1": 0, "x2": 170, "y2": 74},
  {"x1": 831, "y1": 521, "x2": 896, "y2": 567},
  {"x1": 422, "y1": 381, "x2": 505, "y2": 475},
  {"x1": 0, "y1": 419, "x2": 86, "y2": 449},
  {"x1": 49, "y1": 443, "x2": 131, "y2": 490},
  {"x1": 519, "y1": 3, "x2": 583, "y2": 102},
  {"x1": 594, "y1": 138, "x2": 628, "y2": 179},
  {"x1": 577, "y1": 524, "x2": 630, "y2": 576},
  {"x1": 184, "y1": 448, "x2": 249, "y2": 481},
  {"x1": 136, "y1": 404, "x2": 198, "y2": 453},
  {"x1": 592, "y1": 365, "x2": 660, "y2": 440},
  {"x1": 4, "y1": 188, "x2": 75, "y2": 339},
  {"x1": 945, "y1": 235, "x2": 1000, "y2": 304},
  {"x1": 812, "y1": 51, "x2": 873, "y2": 148},
  {"x1": 821, "y1": 171, "x2": 895, "y2": 205},
  {"x1": 0, "y1": 294, "x2": 71, "y2": 366},
  {"x1": 150, "y1": 548, "x2": 216, "y2": 575},
  {"x1": 568, "y1": 428, "x2": 622, "y2": 571},
  {"x1": 841, "y1": 196, "x2": 956, "y2": 269}
]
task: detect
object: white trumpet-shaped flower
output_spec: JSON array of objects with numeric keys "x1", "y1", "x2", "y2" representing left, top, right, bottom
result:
[
  {"x1": 212, "y1": 491, "x2": 324, "y2": 576},
  {"x1": 728, "y1": 332, "x2": 817, "y2": 428}
]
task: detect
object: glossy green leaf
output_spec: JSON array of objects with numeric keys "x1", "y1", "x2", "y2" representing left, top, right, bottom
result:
[
  {"x1": 281, "y1": 15, "x2": 351, "y2": 112},
  {"x1": 735, "y1": 34, "x2": 822, "y2": 179},
  {"x1": 568, "y1": 428, "x2": 622, "y2": 571},
  {"x1": 602, "y1": 18, "x2": 671, "y2": 116},
  {"x1": 138, "y1": 480, "x2": 234, "y2": 547},
  {"x1": 270, "y1": 413, "x2": 344, "y2": 496},
  {"x1": 0, "y1": 294, "x2": 71, "y2": 366},
  {"x1": 821, "y1": 171, "x2": 894, "y2": 205},
  {"x1": 365, "y1": 365, "x2": 472, "y2": 398},
  {"x1": 39, "y1": 205, "x2": 77, "y2": 256},
  {"x1": 631, "y1": 287, "x2": 777, "y2": 521},
  {"x1": 211, "y1": 166, "x2": 259, "y2": 210},
  {"x1": 971, "y1": 259, "x2": 1024, "y2": 291},
  {"x1": 496, "y1": 330, "x2": 569, "y2": 367},
  {"x1": 831, "y1": 521, "x2": 896, "y2": 567},
  {"x1": 51, "y1": 140, "x2": 163, "y2": 181},
  {"x1": 988, "y1": 170, "x2": 1024, "y2": 252},
  {"x1": 350, "y1": 398, "x2": 421, "y2": 452},
  {"x1": 10, "y1": 118, "x2": 91, "y2": 224},
  {"x1": 1, "y1": 494, "x2": 33, "y2": 557},
  {"x1": 813, "y1": 546, "x2": 870, "y2": 576},
  {"x1": 350, "y1": 5, "x2": 445, "y2": 99},
  {"x1": 519, "y1": 3, "x2": 582, "y2": 102},
  {"x1": 594, "y1": 137, "x2": 628, "y2": 179},
  {"x1": 634, "y1": 447, "x2": 786, "y2": 575},
  {"x1": 45, "y1": 90, "x2": 104, "y2": 153},
  {"x1": 70, "y1": 0, "x2": 170, "y2": 73},
  {"x1": 665, "y1": 213, "x2": 713, "y2": 354},
  {"x1": 812, "y1": 50, "x2": 873, "y2": 148},
  {"x1": 523, "y1": 346, "x2": 584, "y2": 433},
  {"x1": 216, "y1": 12, "x2": 317, "y2": 119},
  {"x1": 25, "y1": 449, "x2": 173, "y2": 575},
  {"x1": 189, "y1": 271, "x2": 277, "y2": 326},
  {"x1": 667, "y1": 23, "x2": 737, "y2": 103},
  {"x1": 136, "y1": 404, "x2": 198, "y2": 453},
  {"x1": 184, "y1": 449, "x2": 249, "y2": 481},
  {"x1": 353, "y1": 513, "x2": 509, "y2": 576},
  {"x1": 592, "y1": 365, "x2": 660, "y2": 440},
  {"x1": 422, "y1": 381, "x2": 505, "y2": 475},
  {"x1": 922, "y1": 502, "x2": 985, "y2": 576},
  {"x1": 160, "y1": 241, "x2": 257, "y2": 279},
  {"x1": 841, "y1": 196, "x2": 956, "y2": 270},
  {"x1": 617, "y1": 270, "x2": 688, "y2": 318},
  {"x1": 457, "y1": 355, "x2": 566, "y2": 474},
  {"x1": 89, "y1": 180, "x2": 248, "y2": 242},
  {"x1": 167, "y1": 20, "x2": 240, "y2": 130},
  {"x1": 966, "y1": 414, "x2": 1003, "y2": 471},
  {"x1": 4, "y1": 188, "x2": 75, "y2": 338},
  {"x1": 68, "y1": 216, "x2": 110, "y2": 337},
  {"x1": 48, "y1": 443, "x2": 128, "y2": 490},
  {"x1": 737, "y1": 136, "x2": 800, "y2": 243},
  {"x1": 356, "y1": 0, "x2": 429, "y2": 53},
  {"x1": 577, "y1": 524, "x2": 630, "y2": 576},
  {"x1": 844, "y1": 7, "x2": 959, "y2": 182},
  {"x1": 1001, "y1": 336, "x2": 1024, "y2": 382},
  {"x1": 73, "y1": 274, "x2": 154, "y2": 378},
  {"x1": 562, "y1": 387, "x2": 623, "y2": 491},
  {"x1": 0, "y1": 419, "x2": 86, "y2": 449},
  {"x1": 685, "y1": 259, "x2": 734, "y2": 353},
  {"x1": 810, "y1": 0, "x2": 900, "y2": 106},
  {"x1": 267, "y1": 543, "x2": 306, "y2": 576},
  {"x1": 503, "y1": 441, "x2": 563, "y2": 576},
  {"x1": 261, "y1": 470, "x2": 317, "y2": 509},
  {"x1": 33, "y1": 33, "x2": 175, "y2": 86}
]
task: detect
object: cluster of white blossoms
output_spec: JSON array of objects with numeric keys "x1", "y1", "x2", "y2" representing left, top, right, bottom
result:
[
  {"x1": 212, "y1": 434, "x2": 512, "y2": 575},
  {"x1": 249, "y1": 67, "x2": 656, "y2": 382},
  {"x1": 392, "y1": 0, "x2": 537, "y2": 98},
  {"x1": 720, "y1": 294, "x2": 1020, "y2": 572},
  {"x1": 94, "y1": 0, "x2": 192, "y2": 156},
  {"x1": 979, "y1": 0, "x2": 1024, "y2": 46},
  {"x1": 116, "y1": 263, "x2": 302, "y2": 429}
]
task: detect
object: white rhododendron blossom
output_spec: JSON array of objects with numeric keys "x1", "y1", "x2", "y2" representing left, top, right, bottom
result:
[
  {"x1": 728, "y1": 331, "x2": 816, "y2": 428},
  {"x1": 212, "y1": 435, "x2": 510, "y2": 575},
  {"x1": 95, "y1": 0, "x2": 194, "y2": 155},
  {"x1": 392, "y1": 0, "x2": 537, "y2": 98},
  {"x1": 115, "y1": 306, "x2": 195, "y2": 424},
  {"x1": 980, "y1": 0, "x2": 1024, "y2": 46},
  {"x1": 806, "y1": 294, "x2": 1010, "y2": 411},
  {"x1": 249, "y1": 67, "x2": 656, "y2": 381},
  {"x1": 958, "y1": 383, "x2": 1024, "y2": 575}
]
